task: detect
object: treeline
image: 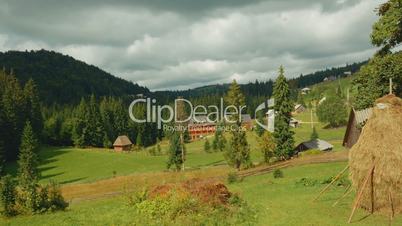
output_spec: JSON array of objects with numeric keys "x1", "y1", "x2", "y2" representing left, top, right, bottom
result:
[
  {"x1": 43, "y1": 96, "x2": 161, "y2": 149},
  {"x1": 0, "y1": 50, "x2": 149, "y2": 105},
  {"x1": 154, "y1": 61, "x2": 366, "y2": 116},
  {"x1": 0, "y1": 70, "x2": 161, "y2": 167},
  {"x1": 0, "y1": 70, "x2": 43, "y2": 163}
]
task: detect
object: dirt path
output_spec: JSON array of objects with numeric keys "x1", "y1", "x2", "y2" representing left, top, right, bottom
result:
[{"x1": 62, "y1": 151, "x2": 349, "y2": 204}]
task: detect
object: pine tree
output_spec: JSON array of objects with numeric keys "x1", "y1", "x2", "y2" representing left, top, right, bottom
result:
[
  {"x1": 310, "y1": 126, "x2": 319, "y2": 140},
  {"x1": 0, "y1": 175, "x2": 16, "y2": 216},
  {"x1": 204, "y1": 139, "x2": 211, "y2": 152},
  {"x1": 255, "y1": 111, "x2": 265, "y2": 137},
  {"x1": 87, "y1": 95, "x2": 104, "y2": 147},
  {"x1": 167, "y1": 132, "x2": 185, "y2": 171},
  {"x1": 259, "y1": 131, "x2": 275, "y2": 163},
  {"x1": 224, "y1": 80, "x2": 250, "y2": 170},
  {"x1": 72, "y1": 98, "x2": 88, "y2": 147},
  {"x1": 23, "y1": 79, "x2": 43, "y2": 140},
  {"x1": 316, "y1": 95, "x2": 347, "y2": 127},
  {"x1": 17, "y1": 121, "x2": 40, "y2": 189},
  {"x1": 136, "y1": 132, "x2": 143, "y2": 148},
  {"x1": 212, "y1": 123, "x2": 226, "y2": 152},
  {"x1": 273, "y1": 66, "x2": 295, "y2": 160}
]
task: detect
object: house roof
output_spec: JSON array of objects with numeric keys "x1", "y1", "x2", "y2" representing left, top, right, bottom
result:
[
  {"x1": 241, "y1": 114, "x2": 252, "y2": 123},
  {"x1": 299, "y1": 139, "x2": 333, "y2": 151},
  {"x1": 354, "y1": 108, "x2": 372, "y2": 125},
  {"x1": 301, "y1": 87, "x2": 311, "y2": 91},
  {"x1": 113, "y1": 135, "x2": 132, "y2": 146}
]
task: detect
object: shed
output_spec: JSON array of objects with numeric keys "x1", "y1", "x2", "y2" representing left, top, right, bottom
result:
[
  {"x1": 294, "y1": 104, "x2": 306, "y2": 113},
  {"x1": 295, "y1": 139, "x2": 333, "y2": 153},
  {"x1": 113, "y1": 135, "x2": 132, "y2": 151},
  {"x1": 342, "y1": 107, "x2": 372, "y2": 148}
]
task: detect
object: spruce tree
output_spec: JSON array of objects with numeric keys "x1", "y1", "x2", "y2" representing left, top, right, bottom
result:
[
  {"x1": 17, "y1": 122, "x2": 40, "y2": 188},
  {"x1": 87, "y1": 95, "x2": 104, "y2": 147},
  {"x1": 259, "y1": 131, "x2": 275, "y2": 163},
  {"x1": 273, "y1": 66, "x2": 295, "y2": 160},
  {"x1": 255, "y1": 111, "x2": 265, "y2": 137},
  {"x1": 204, "y1": 139, "x2": 211, "y2": 152},
  {"x1": 310, "y1": 127, "x2": 319, "y2": 140},
  {"x1": 224, "y1": 80, "x2": 250, "y2": 170},
  {"x1": 23, "y1": 79, "x2": 43, "y2": 140},
  {"x1": 167, "y1": 132, "x2": 185, "y2": 171},
  {"x1": 0, "y1": 175, "x2": 16, "y2": 216},
  {"x1": 72, "y1": 98, "x2": 88, "y2": 147},
  {"x1": 212, "y1": 124, "x2": 226, "y2": 152}
]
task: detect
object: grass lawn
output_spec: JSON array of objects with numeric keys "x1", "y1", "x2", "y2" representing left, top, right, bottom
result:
[
  {"x1": 5, "y1": 109, "x2": 346, "y2": 185},
  {"x1": 3, "y1": 161, "x2": 400, "y2": 226}
]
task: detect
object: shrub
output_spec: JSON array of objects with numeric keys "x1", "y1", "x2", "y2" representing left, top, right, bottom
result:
[
  {"x1": 0, "y1": 175, "x2": 17, "y2": 217},
  {"x1": 273, "y1": 169, "x2": 284, "y2": 178},
  {"x1": 227, "y1": 172, "x2": 239, "y2": 184},
  {"x1": 296, "y1": 177, "x2": 320, "y2": 187}
]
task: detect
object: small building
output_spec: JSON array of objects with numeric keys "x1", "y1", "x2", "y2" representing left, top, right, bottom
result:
[
  {"x1": 241, "y1": 114, "x2": 253, "y2": 130},
  {"x1": 301, "y1": 87, "x2": 311, "y2": 94},
  {"x1": 188, "y1": 115, "x2": 216, "y2": 140},
  {"x1": 295, "y1": 139, "x2": 333, "y2": 154},
  {"x1": 342, "y1": 108, "x2": 372, "y2": 148},
  {"x1": 323, "y1": 76, "x2": 337, "y2": 82},
  {"x1": 344, "y1": 71, "x2": 352, "y2": 76},
  {"x1": 294, "y1": 104, "x2": 306, "y2": 114},
  {"x1": 113, "y1": 135, "x2": 133, "y2": 151},
  {"x1": 289, "y1": 118, "x2": 300, "y2": 128}
]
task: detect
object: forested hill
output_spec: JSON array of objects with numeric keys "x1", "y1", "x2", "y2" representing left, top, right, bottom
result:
[{"x1": 0, "y1": 50, "x2": 149, "y2": 105}]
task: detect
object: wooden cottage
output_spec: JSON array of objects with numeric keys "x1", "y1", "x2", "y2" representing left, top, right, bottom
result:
[
  {"x1": 293, "y1": 104, "x2": 306, "y2": 114},
  {"x1": 295, "y1": 139, "x2": 333, "y2": 154},
  {"x1": 241, "y1": 114, "x2": 253, "y2": 130},
  {"x1": 113, "y1": 135, "x2": 132, "y2": 151},
  {"x1": 342, "y1": 108, "x2": 372, "y2": 148}
]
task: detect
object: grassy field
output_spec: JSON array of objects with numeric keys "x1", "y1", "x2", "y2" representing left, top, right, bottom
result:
[
  {"x1": 3, "y1": 161, "x2": 400, "y2": 226},
  {"x1": 1, "y1": 103, "x2": 355, "y2": 225}
]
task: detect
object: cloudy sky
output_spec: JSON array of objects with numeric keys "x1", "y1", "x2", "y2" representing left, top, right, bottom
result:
[{"x1": 0, "y1": 0, "x2": 383, "y2": 90}]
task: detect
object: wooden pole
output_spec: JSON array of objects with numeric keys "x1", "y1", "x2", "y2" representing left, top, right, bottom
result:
[
  {"x1": 389, "y1": 78, "x2": 393, "y2": 95},
  {"x1": 348, "y1": 165, "x2": 375, "y2": 223},
  {"x1": 332, "y1": 185, "x2": 352, "y2": 207},
  {"x1": 313, "y1": 165, "x2": 349, "y2": 202},
  {"x1": 389, "y1": 191, "x2": 394, "y2": 226}
]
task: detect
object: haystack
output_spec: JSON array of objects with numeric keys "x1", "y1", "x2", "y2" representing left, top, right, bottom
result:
[{"x1": 349, "y1": 94, "x2": 402, "y2": 216}]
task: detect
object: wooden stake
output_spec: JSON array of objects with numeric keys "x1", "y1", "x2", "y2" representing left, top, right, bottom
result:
[
  {"x1": 332, "y1": 185, "x2": 352, "y2": 207},
  {"x1": 313, "y1": 165, "x2": 349, "y2": 202},
  {"x1": 389, "y1": 191, "x2": 394, "y2": 226},
  {"x1": 389, "y1": 78, "x2": 393, "y2": 95},
  {"x1": 348, "y1": 165, "x2": 375, "y2": 223}
]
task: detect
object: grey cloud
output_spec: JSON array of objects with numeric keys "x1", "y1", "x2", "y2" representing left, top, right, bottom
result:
[{"x1": 0, "y1": 0, "x2": 384, "y2": 90}]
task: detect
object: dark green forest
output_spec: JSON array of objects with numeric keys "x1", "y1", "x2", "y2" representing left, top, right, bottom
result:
[{"x1": 0, "y1": 50, "x2": 149, "y2": 105}]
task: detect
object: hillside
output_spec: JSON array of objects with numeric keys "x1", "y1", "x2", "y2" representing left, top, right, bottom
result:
[{"x1": 0, "y1": 50, "x2": 149, "y2": 104}]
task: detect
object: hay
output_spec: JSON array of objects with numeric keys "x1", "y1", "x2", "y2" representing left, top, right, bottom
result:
[{"x1": 349, "y1": 94, "x2": 402, "y2": 215}]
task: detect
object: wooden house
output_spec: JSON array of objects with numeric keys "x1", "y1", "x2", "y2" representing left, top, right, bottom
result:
[
  {"x1": 295, "y1": 139, "x2": 333, "y2": 154},
  {"x1": 294, "y1": 104, "x2": 306, "y2": 114},
  {"x1": 113, "y1": 135, "x2": 133, "y2": 151},
  {"x1": 188, "y1": 116, "x2": 216, "y2": 140},
  {"x1": 343, "y1": 108, "x2": 372, "y2": 148}
]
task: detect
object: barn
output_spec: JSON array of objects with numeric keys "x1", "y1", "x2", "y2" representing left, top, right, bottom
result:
[
  {"x1": 113, "y1": 135, "x2": 133, "y2": 151},
  {"x1": 295, "y1": 139, "x2": 333, "y2": 154},
  {"x1": 342, "y1": 108, "x2": 372, "y2": 148}
]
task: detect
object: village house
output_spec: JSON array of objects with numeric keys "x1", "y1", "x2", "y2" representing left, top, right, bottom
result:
[
  {"x1": 301, "y1": 87, "x2": 311, "y2": 95},
  {"x1": 188, "y1": 115, "x2": 216, "y2": 140},
  {"x1": 241, "y1": 114, "x2": 253, "y2": 130},
  {"x1": 343, "y1": 108, "x2": 372, "y2": 148},
  {"x1": 293, "y1": 104, "x2": 306, "y2": 114},
  {"x1": 113, "y1": 135, "x2": 133, "y2": 151},
  {"x1": 295, "y1": 139, "x2": 333, "y2": 154},
  {"x1": 323, "y1": 76, "x2": 337, "y2": 82}
]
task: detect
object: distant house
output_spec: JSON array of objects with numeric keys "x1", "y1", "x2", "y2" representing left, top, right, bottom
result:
[
  {"x1": 343, "y1": 108, "x2": 372, "y2": 148},
  {"x1": 301, "y1": 87, "x2": 311, "y2": 94},
  {"x1": 295, "y1": 139, "x2": 333, "y2": 154},
  {"x1": 294, "y1": 104, "x2": 306, "y2": 114},
  {"x1": 113, "y1": 135, "x2": 133, "y2": 151},
  {"x1": 289, "y1": 118, "x2": 300, "y2": 128},
  {"x1": 241, "y1": 114, "x2": 253, "y2": 130},
  {"x1": 344, "y1": 71, "x2": 352, "y2": 76},
  {"x1": 188, "y1": 115, "x2": 216, "y2": 140},
  {"x1": 323, "y1": 76, "x2": 337, "y2": 82}
]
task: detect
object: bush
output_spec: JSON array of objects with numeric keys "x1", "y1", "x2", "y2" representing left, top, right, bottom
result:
[
  {"x1": 0, "y1": 179, "x2": 68, "y2": 217},
  {"x1": 273, "y1": 169, "x2": 284, "y2": 178},
  {"x1": 295, "y1": 178, "x2": 320, "y2": 187},
  {"x1": 227, "y1": 172, "x2": 239, "y2": 184},
  {"x1": 0, "y1": 175, "x2": 17, "y2": 217}
]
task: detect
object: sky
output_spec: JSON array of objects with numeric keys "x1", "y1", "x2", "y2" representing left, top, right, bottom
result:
[{"x1": 0, "y1": 0, "x2": 384, "y2": 90}]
